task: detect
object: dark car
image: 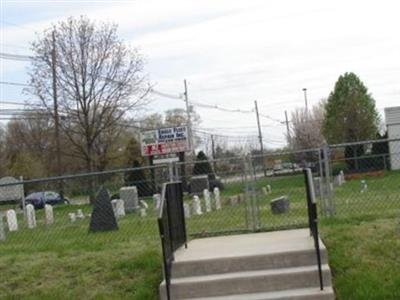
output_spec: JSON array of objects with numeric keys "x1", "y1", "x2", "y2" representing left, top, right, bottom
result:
[{"x1": 23, "y1": 191, "x2": 69, "y2": 209}]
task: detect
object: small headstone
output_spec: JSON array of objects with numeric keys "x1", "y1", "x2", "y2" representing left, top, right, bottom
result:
[
  {"x1": 76, "y1": 209, "x2": 85, "y2": 219},
  {"x1": 213, "y1": 187, "x2": 221, "y2": 210},
  {"x1": 360, "y1": 180, "x2": 368, "y2": 193},
  {"x1": 140, "y1": 200, "x2": 149, "y2": 210},
  {"x1": 333, "y1": 175, "x2": 340, "y2": 187},
  {"x1": 26, "y1": 204, "x2": 36, "y2": 229},
  {"x1": 238, "y1": 193, "x2": 245, "y2": 203},
  {"x1": 44, "y1": 204, "x2": 54, "y2": 225},
  {"x1": 0, "y1": 214, "x2": 6, "y2": 241},
  {"x1": 192, "y1": 195, "x2": 202, "y2": 215},
  {"x1": 89, "y1": 187, "x2": 118, "y2": 233},
  {"x1": 139, "y1": 208, "x2": 147, "y2": 217},
  {"x1": 111, "y1": 199, "x2": 118, "y2": 217},
  {"x1": 262, "y1": 187, "x2": 268, "y2": 195},
  {"x1": 183, "y1": 203, "x2": 191, "y2": 218},
  {"x1": 119, "y1": 186, "x2": 139, "y2": 213},
  {"x1": 229, "y1": 195, "x2": 239, "y2": 206},
  {"x1": 339, "y1": 170, "x2": 345, "y2": 183},
  {"x1": 6, "y1": 209, "x2": 18, "y2": 232},
  {"x1": 153, "y1": 194, "x2": 161, "y2": 210},
  {"x1": 116, "y1": 200, "x2": 125, "y2": 217},
  {"x1": 203, "y1": 189, "x2": 212, "y2": 212},
  {"x1": 270, "y1": 196, "x2": 290, "y2": 214},
  {"x1": 266, "y1": 185, "x2": 272, "y2": 193},
  {"x1": 68, "y1": 212, "x2": 77, "y2": 223}
]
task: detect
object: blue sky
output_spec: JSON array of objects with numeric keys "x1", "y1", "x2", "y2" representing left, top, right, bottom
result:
[{"x1": 1, "y1": 0, "x2": 400, "y2": 146}]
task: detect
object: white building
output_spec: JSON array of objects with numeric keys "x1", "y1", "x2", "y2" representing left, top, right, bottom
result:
[{"x1": 384, "y1": 106, "x2": 400, "y2": 170}]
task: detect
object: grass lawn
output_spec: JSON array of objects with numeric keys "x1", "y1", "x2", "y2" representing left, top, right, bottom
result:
[
  {"x1": 1, "y1": 170, "x2": 400, "y2": 299},
  {"x1": 321, "y1": 216, "x2": 400, "y2": 300}
]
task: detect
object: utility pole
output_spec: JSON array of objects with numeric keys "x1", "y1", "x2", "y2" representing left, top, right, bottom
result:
[
  {"x1": 211, "y1": 134, "x2": 217, "y2": 172},
  {"x1": 183, "y1": 79, "x2": 194, "y2": 155},
  {"x1": 285, "y1": 110, "x2": 291, "y2": 145},
  {"x1": 254, "y1": 100, "x2": 266, "y2": 177},
  {"x1": 302, "y1": 88, "x2": 308, "y2": 112},
  {"x1": 51, "y1": 30, "x2": 63, "y2": 199}
]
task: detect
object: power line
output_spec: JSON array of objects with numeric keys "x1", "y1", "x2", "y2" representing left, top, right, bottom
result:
[
  {"x1": 0, "y1": 52, "x2": 33, "y2": 61},
  {"x1": 0, "y1": 81, "x2": 31, "y2": 87}
]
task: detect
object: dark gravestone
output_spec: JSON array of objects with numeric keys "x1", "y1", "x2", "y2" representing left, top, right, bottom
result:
[
  {"x1": 89, "y1": 187, "x2": 118, "y2": 233},
  {"x1": 190, "y1": 175, "x2": 209, "y2": 195},
  {"x1": 270, "y1": 196, "x2": 290, "y2": 214}
]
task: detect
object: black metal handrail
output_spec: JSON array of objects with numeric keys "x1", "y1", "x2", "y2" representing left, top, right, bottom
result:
[
  {"x1": 303, "y1": 168, "x2": 324, "y2": 291},
  {"x1": 158, "y1": 181, "x2": 187, "y2": 300}
]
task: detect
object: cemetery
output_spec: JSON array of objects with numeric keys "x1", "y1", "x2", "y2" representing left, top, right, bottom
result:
[{"x1": 0, "y1": 166, "x2": 399, "y2": 298}]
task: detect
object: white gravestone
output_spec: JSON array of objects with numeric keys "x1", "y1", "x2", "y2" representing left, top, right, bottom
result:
[
  {"x1": 76, "y1": 209, "x2": 85, "y2": 219},
  {"x1": 44, "y1": 204, "x2": 54, "y2": 225},
  {"x1": 192, "y1": 195, "x2": 202, "y2": 215},
  {"x1": 262, "y1": 187, "x2": 268, "y2": 195},
  {"x1": 0, "y1": 214, "x2": 6, "y2": 241},
  {"x1": 116, "y1": 200, "x2": 125, "y2": 217},
  {"x1": 68, "y1": 212, "x2": 77, "y2": 223},
  {"x1": 153, "y1": 194, "x2": 161, "y2": 210},
  {"x1": 213, "y1": 187, "x2": 221, "y2": 210},
  {"x1": 26, "y1": 204, "x2": 36, "y2": 229},
  {"x1": 111, "y1": 199, "x2": 118, "y2": 217},
  {"x1": 6, "y1": 209, "x2": 18, "y2": 232},
  {"x1": 266, "y1": 185, "x2": 272, "y2": 193},
  {"x1": 339, "y1": 170, "x2": 345, "y2": 183},
  {"x1": 203, "y1": 189, "x2": 212, "y2": 212},
  {"x1": 139, "y1": 208, "x2": 147, "y2": 217},
  {"x1": 140, "y1": 200, "x2": 149, "y2": 210},
  {"x1": 119, "y1": 186, "x2": 139, "y2": 213},
  {"x1": 183, "y1": 203, "x2": 191, "y2": 218},
  {"x1": 360, "y1": 180, "x2": 368, "y2": 193}
]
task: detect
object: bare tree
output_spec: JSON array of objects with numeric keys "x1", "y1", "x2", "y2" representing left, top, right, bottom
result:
[
  {"x1": 289, "y1": 100, "x2": 326, "y2": 151},
  {"x1": 28, "y1": 16, "x2": 150, "y2": 174}
]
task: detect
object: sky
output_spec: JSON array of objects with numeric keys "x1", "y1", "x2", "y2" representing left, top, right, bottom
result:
[{"x1": 1, "y1": 0, "x2": 400, "y2": 148}]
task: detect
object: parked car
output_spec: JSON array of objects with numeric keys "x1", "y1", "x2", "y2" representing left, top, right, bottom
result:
[{"x1": 22, "y1": 191, "x2": 69, "y2": 209}]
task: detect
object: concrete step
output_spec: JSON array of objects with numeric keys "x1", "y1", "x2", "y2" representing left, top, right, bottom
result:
[
  {"x1": 162, "y1": 264, "x2": 332, "y2": 299},
  {"x1": 183, "y1": 287, "x2": 335, "y2": 300},
  {"x1": 172, "y1": 248, "x2": 327, "y2": 278}
]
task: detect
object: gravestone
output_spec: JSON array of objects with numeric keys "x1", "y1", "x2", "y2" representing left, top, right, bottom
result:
[
  {"x1": 213, "y1": 187, "x2": 221, "y2": 210},
  {"x1": 26, "y1": 204, "x2": 36, "y2": 229},
  {"x1": 140, "y1": 200, "x2": 149, "y2": 209},
  {"x1": 111, "y1": 199, "x2": 118, "y2": 217},
  {"x1": 119, "y1": 186, "x2": 139, "y2": 213},
  {"x1": 262, "y1": 187, "x2": 268, "y2": 195},
  {"x1": 44, "y1": 204, "x2": 54, "y2": 225},
  {"x1": 77, "y1": 209, "x2": 85, "y2": 219},
  {"x1": 139, "y1": 208, "x2": 147, "y2": 217},
  {"x1": 203, "y1": 189, "x2": 212, "y2": 212},
  {"x1": 0, "y1": 214, "x2": 5, "y2": 241},
  {"x1": 190, "y1": 175, "x2": 209, "y2": 195},
  {"x1": 6, "y1": 209, "x2": 18, "y2": 232},
  {"x1": 238, "y1": 193, "x2": 245, "y2": 203},
  {"x1": 116, "y1": 200, "x2": 125, "y2": 217},
  {"x1": 68, "y1": 213, "x2": 77, "y2": 223},
  {"x1": 192, "y1": 195, "x2": 202, "y2": 215},
  {"x1": 270, "y1": 196, "x2": 289, "y2": 214},
  {"x1": 153, "y1": 194, "x2": 161, "y2": 210},
  {"x1": 183, "y1": 203, "x2": 191, "y2": 218},
  {"x1": 0, "y1": 176, "x2": 23, "y2": 203},
  {"x1": 229, "y1": 195, "x2": 239, "y2": 206},
  {"x1": 339, "y1": 170, "x2": 345, "y2": 183},
  {"x1": 266, "y1": 185, "x2": 272, "y2": 193},
  {"x1": 89, "y1": 187, "x2": 118, "y2": 233},
  {"x1": 360, "y1": 180, "x2": 368, "y2": 193}
]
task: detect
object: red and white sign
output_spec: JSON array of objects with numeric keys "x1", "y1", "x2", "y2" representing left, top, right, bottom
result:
[{"x1": 140, "y1": 126, "x2": 190, "y2": 156}]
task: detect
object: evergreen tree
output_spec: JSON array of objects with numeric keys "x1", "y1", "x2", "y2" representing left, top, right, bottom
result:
[
  {"x1": 193, "y1": 151, "x2": 213, "y2": 176},
  {"x1": 124, "y1": 160, "x2": 149, "y2": 197}
]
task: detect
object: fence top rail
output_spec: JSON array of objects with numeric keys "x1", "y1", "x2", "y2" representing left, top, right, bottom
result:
[
  {"x1": 328, "y1": 137, "x2": 400, "y2": 149},
  {"x1": 0, "y1": 164, "x2": 169, "y2": 188}
]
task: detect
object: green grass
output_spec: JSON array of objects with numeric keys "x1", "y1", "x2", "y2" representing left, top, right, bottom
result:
[
  {"x1": 1, "y1": 170, "x2": 400, "y2": 299},
  {"x1": 320, "y1": 216, "x2": 400, "y2": 300}
]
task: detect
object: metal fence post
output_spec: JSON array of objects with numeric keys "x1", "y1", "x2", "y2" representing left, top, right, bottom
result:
[{"x1": 322, "y1": 144, "x2": 335, "y2": 216}]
